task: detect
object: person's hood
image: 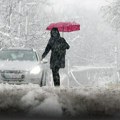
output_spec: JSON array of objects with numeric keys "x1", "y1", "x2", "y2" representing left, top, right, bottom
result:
[
  {"x1": 0, "y1": 61, "x2": 41, "y2": 71},
  {"x1": 50, "y1": 27, "x2": 60, "y2": 38}
]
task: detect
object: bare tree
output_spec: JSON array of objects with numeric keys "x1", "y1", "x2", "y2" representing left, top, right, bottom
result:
[
  {"x1": 0, "y1": 0, "x2": 52, "y2": 48},
  {"x1": 101, "y1": 0, "x2": 120, "y2": 31}
]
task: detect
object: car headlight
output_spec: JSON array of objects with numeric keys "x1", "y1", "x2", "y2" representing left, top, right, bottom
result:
[{"x1": 30, "y1": 66, "x2": 41, "y2": 74}]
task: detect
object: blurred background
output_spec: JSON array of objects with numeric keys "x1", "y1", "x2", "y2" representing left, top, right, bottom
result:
[{"x1": 0, "y1": 0, "x2": 119, "y2": 67}]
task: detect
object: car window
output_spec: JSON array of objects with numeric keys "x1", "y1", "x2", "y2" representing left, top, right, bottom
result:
[{"x1": 0, "y1": 50, "x2": 38, "y2": 61}]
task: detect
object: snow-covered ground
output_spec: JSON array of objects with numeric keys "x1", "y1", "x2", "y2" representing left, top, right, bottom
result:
[
  {"x1": 0, "y1": 66, "x2": 119, "y2": 119},
  {"x1": 0, "y1": 81, "x2": 120, "y2": 119}
]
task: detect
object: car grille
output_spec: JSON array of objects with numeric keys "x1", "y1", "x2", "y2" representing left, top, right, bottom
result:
[{"x1": 1, "y1": 70, "x2": 25, "y2": 80}]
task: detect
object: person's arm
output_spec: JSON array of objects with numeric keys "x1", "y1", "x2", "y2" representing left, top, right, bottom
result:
[
  {"x1": 62, "y1": 38, "x2": 70, "y2": 50},
  {"x1": 41, "y1": 39, "x2": 51, "y2": 60}
]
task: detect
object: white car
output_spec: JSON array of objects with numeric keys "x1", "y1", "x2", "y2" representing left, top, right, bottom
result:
[{"x1": 0, "y1": 48, "x2": 47, "y2": 86}]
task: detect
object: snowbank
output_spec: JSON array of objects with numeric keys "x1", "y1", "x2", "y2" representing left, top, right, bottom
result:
[{"x1": 0, "y1": 83, "x2": 120, "y2": 118}]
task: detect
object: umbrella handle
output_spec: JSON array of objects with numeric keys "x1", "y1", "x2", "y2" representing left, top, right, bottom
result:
[
  {"x1": 62, "y1": 32, "x2": 64, "y2": 37},
  {"x1": 62, "y1": 26, "x2": 64, "y2": 37}
]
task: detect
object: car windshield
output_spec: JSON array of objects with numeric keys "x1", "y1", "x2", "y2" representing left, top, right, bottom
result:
[{"x1": 0, "y1": 50, "x2": 38, "y2": 61}]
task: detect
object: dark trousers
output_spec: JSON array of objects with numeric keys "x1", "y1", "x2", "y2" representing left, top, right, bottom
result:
[{"x1": 52, "y1": 67, "x2": 60, "y2": 86}]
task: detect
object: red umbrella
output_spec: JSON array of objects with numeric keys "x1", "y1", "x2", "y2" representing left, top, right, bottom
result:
[{"x1": 46, "y1": 22, "x2": 80, "y2": 32}]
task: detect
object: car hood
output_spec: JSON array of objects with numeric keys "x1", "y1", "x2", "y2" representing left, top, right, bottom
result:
[{"x1": 0, "y1": 61, "x2": 41, "y2": 71}]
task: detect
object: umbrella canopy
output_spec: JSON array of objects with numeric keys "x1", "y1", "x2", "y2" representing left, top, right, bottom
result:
[{"x1": 46, "y1": 22, "x2": 80, "y2": 32}]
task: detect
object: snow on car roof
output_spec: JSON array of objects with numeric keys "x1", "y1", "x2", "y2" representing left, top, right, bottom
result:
[{"x1": 1, "y1": 47, "x2": 34, "y2": 51}]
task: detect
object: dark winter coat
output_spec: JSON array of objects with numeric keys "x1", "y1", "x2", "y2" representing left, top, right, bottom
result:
[{"x1": 42, "y1": 32, "x2": 70, "y2": 69}]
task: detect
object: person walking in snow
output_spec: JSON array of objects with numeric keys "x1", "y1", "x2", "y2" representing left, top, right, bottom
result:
[{"x1": 41, "y1": 27, "x2": 70, "y2": 86}]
